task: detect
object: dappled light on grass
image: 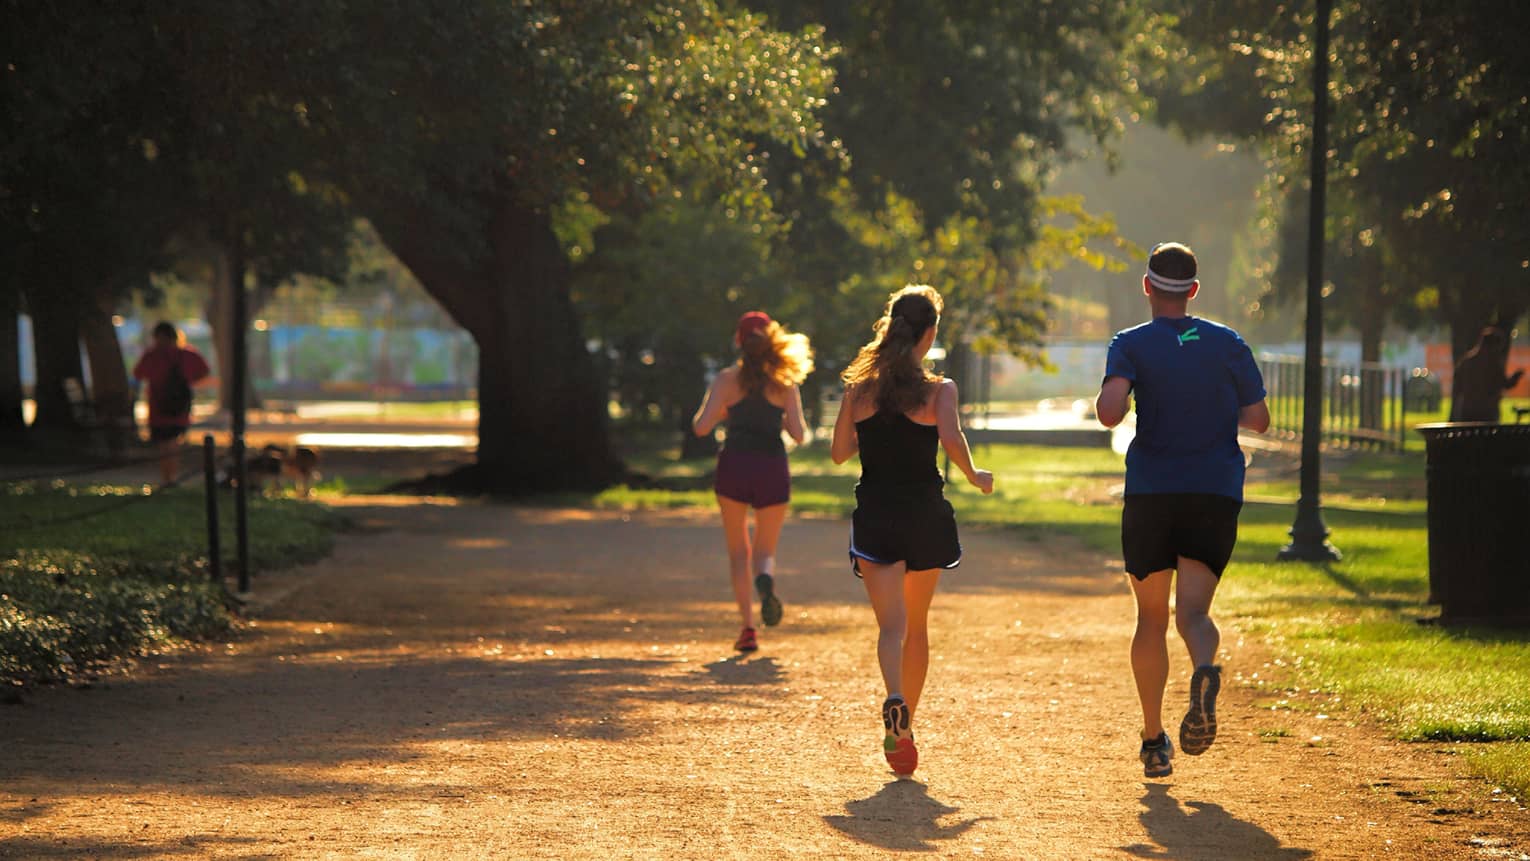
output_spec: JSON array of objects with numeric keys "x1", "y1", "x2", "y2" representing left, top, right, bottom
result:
[
  {"x1": 1278, "y1": 620, "x2": 1530, "y2": 743},
  {"x1": 1465, "y1": 741, "x2": 1530, "y2": 801},
  {"x1": 294, "y1": 431, "x2": 476, "y2": 449},
  {"x1": 1, "y1": 484, "x2": 336, "y2": 682}
]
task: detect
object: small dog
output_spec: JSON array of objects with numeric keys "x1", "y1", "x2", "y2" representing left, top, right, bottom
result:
[
  {"x1": 281, "y1": 445, "x2": 321, "y2": 497},
  {"x1": 244, "y1": 445, "x2": 285, "y2": 493},
  {"x1": 220, "y1": 444, "x2": 321, "y2": 497}
]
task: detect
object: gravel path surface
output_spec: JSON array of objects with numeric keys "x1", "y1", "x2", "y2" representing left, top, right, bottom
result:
[{"x1": 3, "y1": 498, "x2": 1526, "y2": 859}]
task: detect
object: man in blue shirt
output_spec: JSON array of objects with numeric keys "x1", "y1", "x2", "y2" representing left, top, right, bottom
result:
[{"x1": 1095, "y1": 242, "x2": 1270, "y2": 779}]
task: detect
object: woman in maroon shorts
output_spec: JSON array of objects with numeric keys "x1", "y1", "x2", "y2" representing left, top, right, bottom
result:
[{"x1": 693, "y1": 311, "x2": 814, "y2": 653}]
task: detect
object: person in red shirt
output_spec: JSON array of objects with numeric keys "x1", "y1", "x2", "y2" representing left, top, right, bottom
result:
[{"x1": 132, "y1": 321, "x2": 211, "y2": 486}]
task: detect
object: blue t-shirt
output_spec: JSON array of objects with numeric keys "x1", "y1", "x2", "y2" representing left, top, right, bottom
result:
[{"x1": 1104, "y1": 315, "x2": 1266, "y2": 500}]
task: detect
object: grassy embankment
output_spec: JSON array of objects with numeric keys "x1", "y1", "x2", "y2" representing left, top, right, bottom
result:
[
  {"x1": 1, "y1": 481, "x2": 338, "y2": 685},
  {"x1": 592, "y1": 419, "x2": 1530, "y2": 799}
]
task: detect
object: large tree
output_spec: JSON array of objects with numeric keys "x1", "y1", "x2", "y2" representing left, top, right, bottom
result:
[
  {"x1": 296, "y1": 1, "x2": 839, "y2": 491},
  {"x1": 1154, "y1": 0, "x2": 1530, "y2": 418},
  {"x1": 570, "y1": 1, "x2": 1159, "y2": 437},
  {"x1": 2, "y1": 0, "x2": 355, "y2": 448},
  {"x1": 0, "y1": 2, "x2": 186, "y2": 440},
  {"x1": 749, "y1": 1, "x2": 1157, "y2": 385}
]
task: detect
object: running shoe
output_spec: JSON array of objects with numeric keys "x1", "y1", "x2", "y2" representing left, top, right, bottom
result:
[
  {"x1": 1140, "y1": 731, "x2": 1174, "y2": 778},
  {"x1": 1180, "y1": 664, "x2": 1221, "y2": 755},
  {"x1": 882, "y1": 696, "x2": 918, "y2": 776},
  {"x1": 755, "y1": 573, "x2": 783, "y2": 627},
  {"x1": 734, "y1": 627, "x2": 758, "y2": 653}
]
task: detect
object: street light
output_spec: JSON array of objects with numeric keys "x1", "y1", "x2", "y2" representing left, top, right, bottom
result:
[{"x1": 1279, "y1": 0, "x2": 1341, "y2": 562}]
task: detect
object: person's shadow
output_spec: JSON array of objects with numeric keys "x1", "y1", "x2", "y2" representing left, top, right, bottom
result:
[
  {"x1": 823, "y1": 779, "x2": 994, "y2": 852},
  {"x1": 702, "y1": 654, "x2": 783, "y2": 686},
  {"x1": 1124, "y1": 784, "x2": 1313, "y2": 859}
]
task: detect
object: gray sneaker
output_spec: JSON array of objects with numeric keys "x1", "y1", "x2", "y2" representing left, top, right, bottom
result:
[
  {"x1": 756, "y1": 573, "x2": 783, "y2": 627},
  {"x1": 1180, "y1": 664, "x2": 1222, "y2": 755},
  {"x1": 1140, "y1": 732, "x2": 1174, "y2": 778}
]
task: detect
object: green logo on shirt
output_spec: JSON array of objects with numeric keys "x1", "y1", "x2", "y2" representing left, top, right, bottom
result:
[{"x1": 1177, "y1": 327, "x2": 1201, "y2": 346}]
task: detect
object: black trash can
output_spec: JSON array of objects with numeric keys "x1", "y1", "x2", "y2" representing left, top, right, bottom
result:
[{"x1": 1416, "y1": 423, "x2": 1530, "y2": 624}]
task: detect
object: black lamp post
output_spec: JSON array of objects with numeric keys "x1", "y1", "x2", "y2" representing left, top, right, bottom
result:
[
  {"x1": 230, "y1": 227, "x2": 252, "y2": 591},
  {"x1": 1279, "y1": 0, "x2": 1342, "y2": 562}
]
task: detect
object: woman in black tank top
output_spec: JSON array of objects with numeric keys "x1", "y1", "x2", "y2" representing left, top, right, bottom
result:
[
  {"x1": 693, "y1": 312, "x2": 813, "y2": 654},
  {"x1": 830, "y1": 286, "x2": 993, "y2": 778}
]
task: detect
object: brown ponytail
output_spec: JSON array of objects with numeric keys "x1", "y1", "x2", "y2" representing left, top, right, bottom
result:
[{"x1": 840, "y1": 285, "x2": 943, "y2": 414}]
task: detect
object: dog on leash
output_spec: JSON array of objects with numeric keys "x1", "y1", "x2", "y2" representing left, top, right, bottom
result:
[
  {"x1": 243, "y1": 446, "x2": 285, "y2": 493},
  {"x1": 223, "y1": 444, "x2": 322, "y2": 497},
  {"x1": 281, "y1": 445, "x2": 321, "y2": 497}
]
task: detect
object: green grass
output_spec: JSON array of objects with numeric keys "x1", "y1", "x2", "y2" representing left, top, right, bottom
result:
[
  {"x1": 1465, "y1": 742, "x2": 1530, "y2": 802},
  {"x1": 292, "y1": 400, "x2": 478, "y2": 419},
  {"x1": 595, "y1": 432, "x2": 1530, "y2": 797},
  {"x1": 0, "y1": 481, "x2": 340, "y2": 683}
]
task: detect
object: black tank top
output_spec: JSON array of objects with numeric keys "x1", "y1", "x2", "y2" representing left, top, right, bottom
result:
[
  {"x1": 724, "y1": 390, "x2": 786, "y2": 455},
  {"x1": 854, "y1": 411, "x2": 942, "y2": 494}
]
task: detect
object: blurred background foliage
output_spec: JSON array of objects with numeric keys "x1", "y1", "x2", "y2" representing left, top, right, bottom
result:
[{"x1": 3, "y1": 1, "x2": 1527, "y2": 486}]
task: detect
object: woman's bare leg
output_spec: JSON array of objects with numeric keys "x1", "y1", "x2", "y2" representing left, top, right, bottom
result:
[
  {"x1": 716, "y1": 495, "x2": 754, "y2": 628},
  {"x1": 859, "y1": 559, "x2": 907, "y2": 697},
  {"x1": 900, "y1": 568, "x2": 942, "y2": 717},
  {"x1": 750, "y1": 502, "x2": 788, "y2": 575}
]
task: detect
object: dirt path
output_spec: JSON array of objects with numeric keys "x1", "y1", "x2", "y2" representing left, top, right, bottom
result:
[{"x1": 3, "y1": 498, "x2": 1527, "y2": 859}]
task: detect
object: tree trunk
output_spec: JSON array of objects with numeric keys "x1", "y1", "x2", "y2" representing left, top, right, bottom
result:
[
  {"x1": 1358, "y1": 294, "x2": 1384, "y2": 436},
  {"x1": 202, "y1": 243, "x2": 270, "y2": 414},
  {"x1": 79, "y1": 292, "x2": 136, "y2": 453},
  {"x1": 0, "y1": 285, "x2": 24, "y2": 439},
  {"x1": 373, "y1": 198, "x2": 621, "y2": 491},
  {"x1": 22, "y1": 283, "x2": 86, "y2": 431},
  {"x1": 204, "y1": 243, "x2": 235, "y2": 413}
]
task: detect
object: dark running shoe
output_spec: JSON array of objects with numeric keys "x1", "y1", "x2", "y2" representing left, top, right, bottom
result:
[
  {"x1": 1140, "y1": 732, "x2": 1174, "y2": 778},
  {"x1": 755, "y1": 573, "x2": 783, "y2": 627},
  {"x1": 882, "y1": 696, "x2": 918, "y2": 776},
  {"x1": 734, "y1": 627, "x2": 758, "y2": 653},
  {"x1": 1180, "y1": 664, "x2": 1222, "y2": 755}
]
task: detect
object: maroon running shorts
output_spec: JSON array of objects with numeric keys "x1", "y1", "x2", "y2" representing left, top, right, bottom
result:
[{"x1": 714, "y1": 448, "x2": 790, "y2": 508}]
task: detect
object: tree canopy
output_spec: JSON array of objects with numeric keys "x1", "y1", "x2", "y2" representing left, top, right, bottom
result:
[
  {"x1": 1151, "y1": 0, "x2": 1530, "y2": 368},
  {"x1": 8, "y1": 1, "x2": 1528, "y2": 478}
]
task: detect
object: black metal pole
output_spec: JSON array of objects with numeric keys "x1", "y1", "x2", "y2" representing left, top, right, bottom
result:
[
  {"x1": 1280, "y1": 0, "x2": 1341, "y2": 562},
  {"x1": 203, "y1": 434, "x2": 221, "y2": 584},
  {"x1": 230, "y1": 229, "x2": 252, "y2": 591}
]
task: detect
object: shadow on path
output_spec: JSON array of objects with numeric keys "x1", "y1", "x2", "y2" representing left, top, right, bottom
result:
[
  {"x1": 823, "y1": 779, "x2": 993, "y2": 852},
  {"x1": 1123, "y1": 784, "x2": 1313, "y2": 860},
  {"x1": 0, "y1": 834, "x2": 264, "y2": 858},
  {"x1": 703, "y1": 654, "x2": 783, "y2": 686}
]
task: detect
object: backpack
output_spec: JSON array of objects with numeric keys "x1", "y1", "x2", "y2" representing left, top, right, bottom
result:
[{"x1": 158, "y1": 350, "x2": 194, "y2": 417}]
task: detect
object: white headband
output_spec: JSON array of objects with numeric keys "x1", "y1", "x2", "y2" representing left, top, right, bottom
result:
[{"x1": 1146, "y1": 268, "x2": 1196, "y2": 292}]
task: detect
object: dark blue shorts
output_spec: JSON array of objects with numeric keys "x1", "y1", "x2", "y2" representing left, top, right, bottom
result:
[{"x1": 714, "y1": 448, "x2": 790, "y2": 508}]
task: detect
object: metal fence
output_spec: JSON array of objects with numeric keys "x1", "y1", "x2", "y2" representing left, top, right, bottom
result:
[{"x1": 1258, "y1": 354, "x2": 1422, "y2": 452}]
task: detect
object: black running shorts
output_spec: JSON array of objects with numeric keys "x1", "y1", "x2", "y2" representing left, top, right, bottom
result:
[
  {"x1": 149, "y1": 424, "x2": 187, "y2": 443},
  {"x1": 1121, "y1": 493, "x2": 1242, "y2": 579},
  {"x1": 848, "y1": 489, "x2": 962, "y2": 576}
]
